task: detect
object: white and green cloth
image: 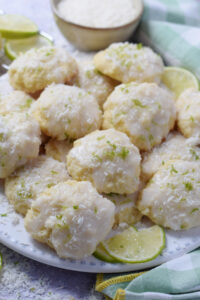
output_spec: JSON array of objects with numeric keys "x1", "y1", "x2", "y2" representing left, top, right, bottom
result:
[
  {"x1": 137, "y1": 0, "x2": 200, "y2": 79},
  {"x1": 96, "y1": 249, "x2": 200, "y2": 299},
  {"x1": 96, "y1": 1, "x2": 200, "y2": 299}
]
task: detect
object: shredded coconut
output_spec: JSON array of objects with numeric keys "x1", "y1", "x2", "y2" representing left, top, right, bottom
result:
[
  {"x1": 58, "y1": 0, "x2": 141, "y2": 28},
  {"x1": 0, "y1": 243, "x2": 103, "y2": 300}
]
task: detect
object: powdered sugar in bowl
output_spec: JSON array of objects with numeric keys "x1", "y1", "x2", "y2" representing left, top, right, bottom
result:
[{"x1": 50, "y1": 0, "x2": 143, "y2": 51}]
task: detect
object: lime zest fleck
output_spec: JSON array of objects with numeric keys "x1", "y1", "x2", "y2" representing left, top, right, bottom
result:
[
  {"x1": 191, "y1": 208, "x2": 199, "y2": 214},
  {"x1": 106, "y1": 140, "x2": 117, "y2": 150},
  {"x1": 92, "y1": 152, "x2": 102, "y2": 162},
  {"x1": 73, "y1": 205, "x2": 79, "y2": 210},
  {"x1": 117, "y1": 147, "x2": 129, "y2": 160},
  {"x1": 190, "y1": 148, "x2": 199, "y2": 160},
  {"x1": 17, "y1": 189, "x2": 33, "y2": 199},
  {"x1": 120, "y1": 86, "x2": 129, "y2": 94},
  {"x1": 20, "y1": 98, "x2": 33, "y2": 110},
  {"x1": 180, "y1": 224, "x2": 187, "y2": 229},
  {"x1": 47, "y1": 183, "x2": 54, "y2": 188},
  {"x1": 0, "y1": 213, "x2": 7, "y2": 217},
  {"x1": 170, "y1": 164, "x2": 178, "y2": 175},
  {"x1": 184, "y1": 182, "x2": 193, "y2": 191},
  {"x1": 167, "y1": 183, "x2": 176, "y2": 190},
  {"x1": 103, "y1": 150, "x2": 115, "y2": 160},
  {"x1": 132, "y1": 99, "x2": 147, "y2": 108},
  {"x1": 51, "y1": 170, "x2": 58, "y2": 175},
  {"x1": 97, "y1": 135, "x2": 105, "y2": 141},
  {"x1": 190, "y1": 115, "x2": 195, "y2": 122},
  {"x1": 45, "y1": 48, "x2": 54, "y2": 56},
  {"x1": 136, "y1": 43, "x2": 143, "y2": 50}
]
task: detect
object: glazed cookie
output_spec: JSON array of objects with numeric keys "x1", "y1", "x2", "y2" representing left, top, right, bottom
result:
[
  {"x1": 105, "y1": 192, "x2": 142, "y2": 227},
  {"x1": 94, "y1": 42, "x2": 164, "y2": 84},
  {"x1": 142, "y1": 132, "x2": 200, "y2": 182},
  {"x1": 5, "y1": 155, "x2": 70, "y2": 215},
  {"x1": 176, "y1": 89, "x2": 200, "y2": 139},
  {"x1": 9, "y1": 46, "x2": 78, "y2": 93},
  {"x1": 138, "y1": 160, "x2": 200, "y2": 230},
  {"x1": 75, "y1": 60, "x2": 117, "y2": 107},
  {"x1": 24, "y1": 180, "x2": 115, "y2": 259},
  {"x1": 0, "y1": 91, "x2": 34, "y2": 115},
  {"x1": 67, "y1": 129, "x2": 141, "y2": 194},
  {"x1": 31, "y1": 84, "x2": 102, "y2": 140},
  {"x1": 0, "y1": 113, "x2": 41, "y2": 178},
  {"x1": 103, "y1": 82, "x2": 176, "y2": 151}
]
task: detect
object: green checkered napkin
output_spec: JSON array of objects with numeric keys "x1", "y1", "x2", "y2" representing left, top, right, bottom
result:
[
  {"x1": 96, "y1": 250, "x2": 200, "y2": 299},
  {"x1": 96, "y1": 1, "x2": 200, "y2": 299},
  {"x1": 137, "y1": 0, "x2": 200, "y2": 79}
]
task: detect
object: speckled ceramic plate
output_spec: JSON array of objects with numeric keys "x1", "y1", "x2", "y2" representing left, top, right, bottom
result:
[{"x1": 1, "y1": 182, "x2": 200, "y2": 273}]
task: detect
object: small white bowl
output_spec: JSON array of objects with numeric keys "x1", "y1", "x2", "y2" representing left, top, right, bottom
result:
[{"x1": 50, "y1": 0, "x2": 144, "y2": 51}]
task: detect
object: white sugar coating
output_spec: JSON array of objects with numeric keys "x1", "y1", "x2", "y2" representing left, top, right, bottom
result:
[
  {"x1": 176, "y1": 89, "x2": 200, "y2": 139},
  {"x1": 103, "y1": 82, "x2": 176, "y2": 151},
  {"x1": 138, "y1": 160, "x2": 200, "y2": 230},
  {"x1": 0, "y1": 113, "x2": 41, "y2": 178},
  {"x1": 94, "y1": 42, "x2": 164, "y2": 84},
  {"x1": 45, "y1": 139, "x2": 73, "y2": 163},
  {"x1": 58, "y1": 0, "x2": 142, "y2": 28},
  {"x1": 0, "y1": 74, "x2": 13, "y2": 97},
  {"x1": 9, "y1": 46, "x2": 78, "y2": 93},
  {"x1": 104, "y1": 192, "x2": 142, "y2": 228},
  {"x1": 142, "y1": 132, "x2": 200, "y2": 182},
  {"x1": 25, "y1": 180, "x2": 115, "y2": 259},
  {"x1": 0, "y1": 91, "x2": 34, "y2": 114},
  {"x1": 75, "y1": 60, "x2": 117, "y2": 107},
  {"x1": 5, "y1": 155, "x2": 70, "y2": 216},
  {"x1": 32, "y1": 84, "x2": 102, "y2": 140},
  {"x1": 67, "y1": 129, "x2": 141, "y2": 194}
]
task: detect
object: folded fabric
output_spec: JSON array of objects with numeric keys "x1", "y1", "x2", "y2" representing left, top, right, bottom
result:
[
  {"x1": 96, "y1": 1, "x2": 200, "y2": 299},
  {"x1": 136, "y1": 0, "x2": 200, "y2": 79},
  {"x1": 96, "y1": 249, "x2": 200, "y2": 299}
]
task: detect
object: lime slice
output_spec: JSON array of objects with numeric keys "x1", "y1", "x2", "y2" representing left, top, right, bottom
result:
[
  {"x1": 0, "y1": 14, "x2": 38, "y2": 39},
  {"x1": 93, "y1": 243, "x2": 117, "y2": 263},
  {"x1": 162, "y1": 66, "x2": 199, "y2": 99},
  {"x1": 102, "y1": 225, "x2": 165, "y2": 263},
  {"x1": 4, "y1": 33, "x2": 53, "y2": 60}
]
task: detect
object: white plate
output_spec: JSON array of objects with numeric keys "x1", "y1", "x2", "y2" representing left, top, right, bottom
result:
[
  {"x1": 1, "y1": 75, "x2": 200, "y2": 273},
  {"x1": 1, "y1": 182, "x2": 200, "y2": 273}
]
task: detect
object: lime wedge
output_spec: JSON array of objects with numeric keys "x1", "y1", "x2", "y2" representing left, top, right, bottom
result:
[
  {"x1": 102, "y1": 225, "x2": 165, "y2": 263},
  {"x1": 162, "y1": 66, "x2": 199, "y2": 99},
  {"x1": 93, "y1": 243, "x2": 117, "y2": 263},
  {"x1": 4, "y1": 33, "x2": 53, "y2": 60},
  {"x1": 0, "y1": 14, "x2": 38, "y2": 39}
]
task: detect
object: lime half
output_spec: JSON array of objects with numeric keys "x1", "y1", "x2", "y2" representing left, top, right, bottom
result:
[
  {"x1": 162, "y1": 66, "x2": 199, "y2": 99},
  {"x1": 5, "y1": 33, "x2": 53, "y2": 60},
  {"x1": 0, "y1": 14, "x2": 38, "y2": 39},
  {"x1": 102, "y1": 225, "x2": 165, "y2": 263},
  {"x1": 93, "y1": 243, "x2": 117, "y2": 263}
]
